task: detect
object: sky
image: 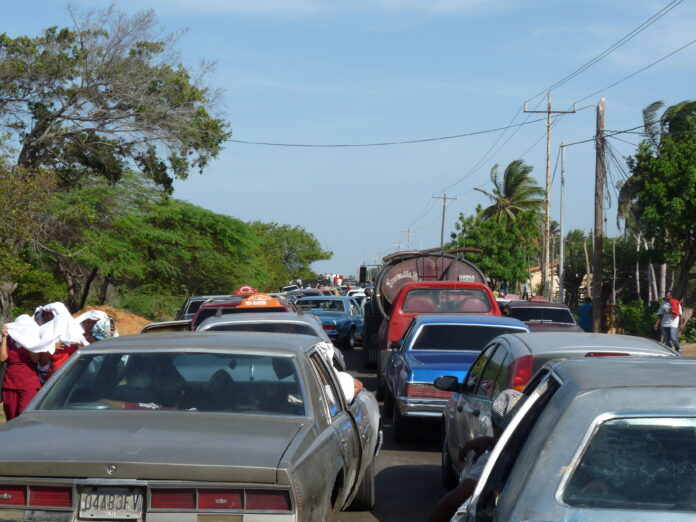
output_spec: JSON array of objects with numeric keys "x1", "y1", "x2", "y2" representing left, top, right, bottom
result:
[{"x1": 4, "y1": 0, "x2": 696, "y2": 277}]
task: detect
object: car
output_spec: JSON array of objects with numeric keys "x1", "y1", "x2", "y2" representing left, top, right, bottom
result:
[
  {"x1": 0, "y1": 332, "x2": 381, "y2": 521},
  {"x1": 503, "y1": 300, "x2": 584, "y2": 332},
  {"x1": 196, "y1": 312, "x2": 346, "y2": 370},
  {"x1": 191, "y1": 294, "x2": 296, "y2": 331},
  {"x1": 295, "y1": 296, "x2": 364, "y2": 349},
  {"x1": 454, "y1": 357, "x2": 696, "y2": 521},
  {"x1": 141, "y1": 319, "x2": 192, "y2": 333},
  {"x1": 383, "y1": 315, "x2": 529, "y2": 443},
  {"x1": 437, "y1": 332, "x2": 677, "y2": 488},
  {"x1": 174, "y1": 294, "x2": 232, "y2": 320}
]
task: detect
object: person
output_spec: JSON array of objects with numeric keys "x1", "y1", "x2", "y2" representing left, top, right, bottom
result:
[
  {"x1": 35, "y1": 302, "x2": 87, "y2": 377},
  {"x1": 0, "y1": 318, "x2": 42, "y2": 420},
  {"x1": 316, "y1": 341, "x2": 363, "y2": 402},
  {"x1": 500, "y1": 281, "x2": 509, "y2": 295},
  {"x1": 654, "y1": 291, "x2": 683, "y2": 352},
  {"x1": 427, "y1": 389, "x2": 525, "y2": 522},
  {"x1": 76, "y1": 310, "x2": 118, "y2": 345},
  {"x1": 578, "y1": 296, "x2": 593, "y2": 333},
  {"x1": 522, "y1": 281, "x2": 530, "y2": 300}
]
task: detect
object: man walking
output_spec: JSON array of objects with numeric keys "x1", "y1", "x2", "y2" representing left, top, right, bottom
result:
[{"x1": 654, "y1": 291, "x2": 683, "y2": 353}]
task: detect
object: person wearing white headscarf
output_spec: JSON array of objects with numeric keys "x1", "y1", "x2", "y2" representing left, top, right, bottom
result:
[
  {"x1": 75, "y1": 310, "x2": 118, "y2": 344},
  {"x1": 315, "y1": 341, "x2": 363, "y2": 403},
  {"x1": 0, "y1": 318, "x2": 42, "y2": 420}
]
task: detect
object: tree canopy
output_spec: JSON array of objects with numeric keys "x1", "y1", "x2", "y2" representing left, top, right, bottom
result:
[{"x1": 475, "y1": 160, "x2": 544, "y2": 224}]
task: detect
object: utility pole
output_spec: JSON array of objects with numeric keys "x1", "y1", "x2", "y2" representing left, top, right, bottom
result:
[
  {"x1": 433, "y1": 193, "x2": 457, "y2": 250},
  {"x1": 592, "y1": 99, "x2": 606, "y2": 333},
  {"x1": 559, "y1": 142, "x2": 565, "y2": 304},
  {"x1": 401, "y1": 228, "x2": 414, "y2": 250},
  {"x1": 524, "y1": 92, "x2": 576, "y2": 300}
]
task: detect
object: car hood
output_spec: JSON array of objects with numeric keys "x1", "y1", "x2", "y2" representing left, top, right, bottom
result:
[{"x1": 0, "y1": 411, "x2": 306, "y2": 483}]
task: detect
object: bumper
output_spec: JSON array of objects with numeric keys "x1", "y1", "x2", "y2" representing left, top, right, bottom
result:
[
  {"x1": 397, "y1": 397, "x2": 448, "y2": 418},
  {"x1": 0, "y1": 509, "x2": 296, "y2": 522}
]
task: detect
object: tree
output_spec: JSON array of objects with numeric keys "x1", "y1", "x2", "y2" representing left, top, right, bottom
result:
[
  {"x1": 475, "y1": 160, "x2": 544, "y2": 224},
  {"x1": 0, "y1": 5, "x2": 229, "y2": 191},
  {"x1": 449, "y1": 207, "x2": 541, "y2": 287},
  {"x1": 250, "y1": 222, "x2": 333, "y2": 291}
]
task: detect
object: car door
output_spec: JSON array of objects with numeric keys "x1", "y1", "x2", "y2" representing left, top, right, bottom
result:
[
  {"x1": 348, "y1": 299, "x2": 364, "y2": 335},
  {"x1": 308, "y1": 352, "x2": 362, "y2": 506}
]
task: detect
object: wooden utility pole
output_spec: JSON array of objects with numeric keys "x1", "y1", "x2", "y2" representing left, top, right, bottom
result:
[
  {"x1": 433, "y1": 193, "x2": 457, "y2": 250},
  {"x1": 402, "y1": 228, "x2": 414, "y2": 250},
  {"x1": 592, "y1": 99, "x2": 606, "y2": 333},
  {"x1": 524, "y1": 92, "x2": 576, "y2": 300},
  {"x1": 559, "y1": 142, "x2": 566, "y2": 304}
]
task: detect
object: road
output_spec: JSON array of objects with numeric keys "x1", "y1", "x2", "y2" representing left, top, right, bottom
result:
[{"x1": 338, "y1": 345, "x2": 449, "y2": 522}]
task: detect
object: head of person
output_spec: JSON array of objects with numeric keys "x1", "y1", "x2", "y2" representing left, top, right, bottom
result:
[
  {"x1": 491, "y1": 389, "x2": 525, "y2": 438},
  {"x1": 664, "y1": 291, "x2": 673, "y2": 301}
]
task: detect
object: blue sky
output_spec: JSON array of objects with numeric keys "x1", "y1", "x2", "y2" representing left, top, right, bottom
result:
[{"x1": 5, "y1": 0, "x2": 695, "y2": 277}]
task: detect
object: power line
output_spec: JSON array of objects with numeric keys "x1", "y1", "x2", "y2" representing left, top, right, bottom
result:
[{"x1": 228, "y1": 117, "x2": 546, "y2": 148}]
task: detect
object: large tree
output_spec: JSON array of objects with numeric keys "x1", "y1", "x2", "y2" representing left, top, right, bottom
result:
[{"x1": 475, "y1": 160, "x2": 544, "y2": 224}]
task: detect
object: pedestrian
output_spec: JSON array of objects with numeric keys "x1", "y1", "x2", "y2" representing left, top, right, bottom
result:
[
  {"x1": 0, "y1": 317, "x2": 42, "y2": 420},
  {"x1": 427, "y1": 389, "x2": 525, "y2": 522},
  {"x1": 578, "y1": 296, "x2": 593, "y2": 333},
  {"x1": 522, "y1": 281, "x2": 530, "y2": 300},
  {"x1": 654, "y1": 291, "x2": 683, "y2": 353},
  {"x1": 500, "y1": 280, "x2": 509, "y2": 295},
  {"x1": 35, "y1": 302, "x2": 86, "y2": 378}
]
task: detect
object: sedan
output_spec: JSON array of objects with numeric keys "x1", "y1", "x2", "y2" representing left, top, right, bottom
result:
[
  {"x1": 0, "y1": 332, "x2": 381, "y2": 521},
  {"x1": 295, "y1": 296, "x2": 364, "y2": 349}
]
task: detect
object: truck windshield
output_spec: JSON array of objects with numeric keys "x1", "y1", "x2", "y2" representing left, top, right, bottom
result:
[{"x1": 402, "y1": 289, "x2": 491, "y2": 314}]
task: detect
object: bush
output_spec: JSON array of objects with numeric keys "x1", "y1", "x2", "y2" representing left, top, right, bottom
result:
[
  {"x1": 617, "y1": 300, "x2": 661, "y2": 339},
  {"x1": 681, "y1": 316, "x2": 696, "y2": 343},
  {"x1": 112, "y1": 286, "x2": 182, "y2": 322}
]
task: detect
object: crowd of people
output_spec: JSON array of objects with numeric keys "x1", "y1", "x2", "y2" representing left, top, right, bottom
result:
[{"x1": 0, "y1": 304, "x2": 117, "y2": 420}]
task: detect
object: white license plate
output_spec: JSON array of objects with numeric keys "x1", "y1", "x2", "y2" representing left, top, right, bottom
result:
[{"x1": 79, "y1": 488, "x2": 143, "y2": 519}]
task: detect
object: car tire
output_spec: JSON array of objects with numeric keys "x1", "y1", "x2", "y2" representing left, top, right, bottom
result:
[
  {"x1": 342, "y1": 328, "x2": 355, "y2": 350},
  {"x1": 348, "y1": 458, "x2": 376, "y2": 511},
  {"x1": 441, "y1": 434, "x2": 458, "y2": 488},
  {"x1": 392, "y1": 401, "x2": 410, "y2": 443},
  {"x1": 383, "y1": 389, "x2": 394, "y2": 417}
]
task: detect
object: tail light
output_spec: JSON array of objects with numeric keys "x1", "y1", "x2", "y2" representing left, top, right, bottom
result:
[
  {"x1": 150, "y1": 489, "x2": 195, "y2": 510},
  {"x1": 246, "y1": 490, "x2": 291, "y2": 511},
  {"x1": 508, "y1": 355, "x2": 533, "y2": 391},
  {"x1": 585, "y1": 352, "x2": 630, "y2": 357},
  {"x1": 198, "y1": 489, "x2": 243, "y2": 510},
  {"x1": 0, "y1": 485, "x2": 26, "y2": 507},
  {"x1": 322, "y1": 324, "x2": 335, "y2": 331},
  {"x1": 405, "y1": 383, "x2": 452, "y2": 399},
  {"x1": 28, "y1": 486, "x2": 72, "y2": 508}
]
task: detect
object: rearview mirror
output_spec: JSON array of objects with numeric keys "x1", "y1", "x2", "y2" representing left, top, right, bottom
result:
[{"x1": 434, "y1": 375, "x2": 459, "y2": 392}]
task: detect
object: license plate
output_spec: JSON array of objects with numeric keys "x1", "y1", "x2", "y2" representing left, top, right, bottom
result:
[{"x1": 79, "y1": 487, "x2": 143, "y2": 519}]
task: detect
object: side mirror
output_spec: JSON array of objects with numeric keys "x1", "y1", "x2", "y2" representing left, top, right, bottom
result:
[{"x1": 434, "y1": 375, "x2": 460, "y2": 392}]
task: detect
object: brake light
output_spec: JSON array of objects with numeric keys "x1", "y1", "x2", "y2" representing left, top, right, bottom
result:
[
  {"x1": 508, "y1": 355, "x2": 533, "y2": 391},
  {"x1": 246, "y1": 489, "x2": 291, "y2": 511},
  {"x1": 405, "y1": 383, "x2": 452, "y2": 399},
  {"x1": 322, "y1": 324, "x2": 335, "y2": 331},
  {"x1": 198, "y1": 489, "x2": 243, "y2": 510},
  {"x1": 150, "y1": 489, "x2": 195, "y2": 510},
  {"x1": 28, "y1": 486, "x2": 72, "y2": 508},
  {"x1": 585, "y1": 352, "x2": 630, "y2": 357},
  {"x1": 0, "y1": 485, "x2": 26, "y2": 506}
]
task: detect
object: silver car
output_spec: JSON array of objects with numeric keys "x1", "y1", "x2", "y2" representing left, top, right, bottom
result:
[
  {"x1": 438, "y1": 332, "x2": 675, "y2": 487},
  {"x1": 0, "y1": 332, "x2": 381, "y2": 521},
  {"x1": 457, "y1": 356, "x2": 696, "y2": 521}
]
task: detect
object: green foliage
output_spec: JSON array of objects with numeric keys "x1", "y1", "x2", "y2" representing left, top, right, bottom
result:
[
  {"x1": 681, "y1": 316, "x2": 696, "y2": 344},
  {"x1": 616, "y1": 300, "x2": 660, "y2": 338},
  {"x1": 475, "y1": 160, "x2": 544, "y2": 224},
  {"x1": 113, "y1": 285, "x2": 182, "y2": 322},
  {"x1": 449, "y1": 207, "x2": 541, "y2": 285}
]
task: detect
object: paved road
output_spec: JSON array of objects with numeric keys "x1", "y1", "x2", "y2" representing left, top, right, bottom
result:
[{"x1": 338, "y1": 346, "x2": 449, "y2": 522}]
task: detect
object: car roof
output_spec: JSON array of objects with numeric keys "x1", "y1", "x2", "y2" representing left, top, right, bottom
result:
[
  {"x1": 199, "y1": 297, "x2": 243, "y2": 307},
  {"x1": 507, "y1": 301, "x2": 572, "y2": 309},
  {"x1": 503, "y1": 331, "x2": 672, "y2": 355},
  {"x1": 80, "y1": 331, "x2": 320, "y2": 355},
  {"x1": 198, "y1": 312, "x2": 317, "y2": 327},
  {"x1": 551, "y1": 356, "x2": 696, "y2": 389},
  {"x1": 412, "y1": 314, "x2": 528, "y2": 329},
  {"x1": 296, "y1": 296, "x2": 349, "y2": 301},
  {"x1": 399, "y1": 281, "x2": 490, "y2": 290}
]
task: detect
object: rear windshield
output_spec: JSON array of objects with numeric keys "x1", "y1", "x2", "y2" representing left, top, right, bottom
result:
[
  {"x1": 402, "y1": 289, "x2": 491, "y2": 314},
  {"x1": 297, "y1": 299, "x2": 346, "y2": 312},
  {"x1": 37, "y1": 352, "x2": 305, "y2": 416},
  {"x1": 206, "y1": 323, "x2": 317, "y2": 336},
  {"x1": 411, "y1": 324, "x2": 524, "y2": 350},
  {"x1": 563, "y1": 417, "x2": 696, "y2": 511},
  {"x1": 186, "y1": 300, "x2": 205, "y2": 315},
  {"x1": 508, "y1": 307, "x2": 575, "y2": 324}
]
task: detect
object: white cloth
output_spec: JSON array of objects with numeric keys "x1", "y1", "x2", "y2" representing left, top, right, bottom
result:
[
  {"x1": 316, "y1": 341, "x2": 355, "y2": 402},
  {"x1": 658, "y1": 300, "x2": 682, "y2": 328},
  {"x1": 75, "y1": 310, "x2": 110, "y2": 323},
  {"x1": 8, "y1": 302, "x2": 85, "y2": 353}
]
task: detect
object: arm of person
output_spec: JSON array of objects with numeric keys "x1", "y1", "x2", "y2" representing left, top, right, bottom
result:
[
  {"x1": 0, "y1": 325, "x2": 9, "y2": 363},
  {"x1": 458, "y1": 435, "x2": 496, "y2": 462},
  {"x1": 427, "y1": 478, "x2": 477, "y2": 522}
]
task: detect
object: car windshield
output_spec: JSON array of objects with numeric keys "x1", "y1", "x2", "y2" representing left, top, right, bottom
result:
[
  {"x1": 410, "y1": 324, "x2": 524, "y2": 350},
  {"x1": 508, "y1": 307, "x2": 575, "y2": 323},
  {"x1": 205, "y1": 323, "x2": 317, "y2": 336},
  {"x1": 36, "y1": 352, "x2": 305, "y2": 416},
  {"x1": 402, "y1": 288, "x2": 491, "y2": 314},
  {"x1": 298, "y1": 299, "x2": 346, "y2": 312},
  {"x1": 563, "y1": 417, "x2": 696, "y2": 511}
]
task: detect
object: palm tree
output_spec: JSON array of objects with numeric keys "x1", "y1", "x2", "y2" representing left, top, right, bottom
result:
[{"x1": 475, "y1": 160, "x2": 544, "y2": 224}]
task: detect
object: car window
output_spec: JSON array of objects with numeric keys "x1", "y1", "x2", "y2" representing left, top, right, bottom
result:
[
  {"x1": 410, "y1": 325, "x2": 524, "y2": 351},
  {"x1": 186, "y1": 300, "x2": 205, "y2": 315},
  {"x1": 508, "y1": 307, "x2": 575, "y2": 323},
  {"x1": 298, "y1": 299, "x2": 346, "y2": 312},
  {"x1": 349, "y1": 300, "x2": 361, "y2": 315},
  {"x1": 36, "y1": 352, "x2": 305, "y2": 416},
  {"x1": 309, "y1": 352, "x2": 344, "y2": 419},
  {"x1": 402, "y1": 288, "x2": 491, "y2": 314},
  {"x1": 563, "y1": 417, "x2": 696, "y2": 511},
  {"x1": 206, "y1": 323, "x2": 317, "y2": 336},
  {"x1": 476, "y1": 344, "x2": 509, "y2": 398},
  {"x1": 464, "y1": 344, "x2": 496, "y2": 392}
]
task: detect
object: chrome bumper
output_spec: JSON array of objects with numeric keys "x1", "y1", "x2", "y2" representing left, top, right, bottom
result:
[{"x1": 397, "y1": 397, "x2": 448, "y2": 417}]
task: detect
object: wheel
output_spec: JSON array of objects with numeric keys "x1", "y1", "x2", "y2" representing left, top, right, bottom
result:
[
  {"x1": 348, "y1": 458, "x2": 376, "y2": 510},
  {"x1": 392, "y1": 401, "x2": 410, "y2": 443},
  {"x1": 441, "y1": 433, "x2": 458, "y2": 488},
  {"x1": 383, "y1": 389, "x2": 394, "y2": 417},
  {"x1": 341, "y1": 328, "x2": 355, "y2": 350}
]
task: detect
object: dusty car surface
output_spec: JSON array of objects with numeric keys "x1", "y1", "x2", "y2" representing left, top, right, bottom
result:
[
  {"x1": 175, "y1": 294, "x2": 233, "y2": 320},
  {"x1": 0, "y1": 332, "x2": 381, "y2": 521},
  {"x1": 438, "y1": 332, "x2": 676, "y2": 487},
  {"x1": 456, "y1": 357, "x2": 696, "y2": 521},
  {"x1": 141, "y1": 319, "x2": 192, "y2": 333},
  {"x1": 504, "y1": 300, "x2": 584, "y2": 332}
]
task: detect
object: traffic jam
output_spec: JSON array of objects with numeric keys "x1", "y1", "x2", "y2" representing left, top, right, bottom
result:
[{"x1": 0, "y1": 249, "x2": 690, "y2": 522}]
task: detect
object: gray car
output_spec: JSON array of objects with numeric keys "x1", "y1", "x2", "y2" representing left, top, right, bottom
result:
[
  {"x1": 457, "y1": 356, "x2": 696, "y2": 521},
  {"x1": 437, "y1": 332, "x2": 675, "y2": 487},
  {"x1": 0, "y1": 332, "x2": 381, "y2": 521}
]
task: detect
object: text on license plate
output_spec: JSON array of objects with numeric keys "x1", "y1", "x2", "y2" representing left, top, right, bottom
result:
[{"x1": 79, "y1": 488, "x2": 143, "y2": 519}]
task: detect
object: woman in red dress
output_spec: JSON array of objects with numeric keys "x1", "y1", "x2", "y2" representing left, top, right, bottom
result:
[{"x1": 0, "y1": 322, "x2": 41, "y2": 420}]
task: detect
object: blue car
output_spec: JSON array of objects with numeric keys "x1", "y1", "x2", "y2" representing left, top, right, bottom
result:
[
  {"x1": 383, "y1": 314, "x2": 529, "y2": 442},
  {"x1": 296, "y1": 296, "x2": 364, "y2": 349}
]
